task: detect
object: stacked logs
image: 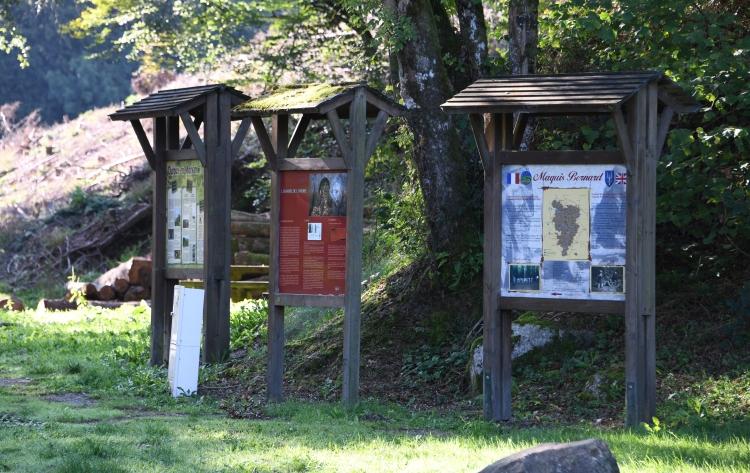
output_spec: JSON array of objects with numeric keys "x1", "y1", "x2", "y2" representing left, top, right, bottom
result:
[
  {"x1": 65, "y1": 257, "x2": 152, "y2": 303},
  {"x1": 231, "y1": 211, "x2": 270, "y2": 265}
]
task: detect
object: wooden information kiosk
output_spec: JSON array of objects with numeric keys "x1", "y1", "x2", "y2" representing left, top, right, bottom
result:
[
  {"x1": 111, "y1": 84, "x2": 250, "y2": 365},
  {"x1": 442, "y1": 71, "x2": 698, "y2": 426},
  {"x1": 232, "y1": 84, "x2": 402, "y2": 405}
]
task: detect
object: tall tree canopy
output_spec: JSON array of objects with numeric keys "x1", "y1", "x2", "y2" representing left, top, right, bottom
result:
[{"x1": 66, "y1": 0, "x2": 750, "y2": 280}]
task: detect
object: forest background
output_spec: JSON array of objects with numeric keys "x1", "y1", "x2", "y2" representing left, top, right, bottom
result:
[{"x1": 0, "y1": 0, "x2": 748, "y2": 425}]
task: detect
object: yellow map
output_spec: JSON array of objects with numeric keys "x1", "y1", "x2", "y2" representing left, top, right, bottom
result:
[{"x1": 542, "y1": 188, "x2": 590, "y2": 260}]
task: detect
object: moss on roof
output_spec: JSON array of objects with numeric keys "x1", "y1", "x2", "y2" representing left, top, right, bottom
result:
[{"x1": 235, "y1": 83, "x2": 359, "y2": 112}]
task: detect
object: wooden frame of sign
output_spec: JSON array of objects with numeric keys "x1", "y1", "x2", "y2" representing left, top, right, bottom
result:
[
  {"x1": 442, "y1": 72, "x2": 699, "y2": 426},
  {"x1": 110, "y1": 85, "x2": 251, "y2": 365},
  {"x1": 233, "y1": 84, "x2": 402, "y2": 405}
]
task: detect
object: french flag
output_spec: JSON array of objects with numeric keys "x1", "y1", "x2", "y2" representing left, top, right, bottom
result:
[{"x1": 506, "y1": 172, "x2": 521, "y2": 184}]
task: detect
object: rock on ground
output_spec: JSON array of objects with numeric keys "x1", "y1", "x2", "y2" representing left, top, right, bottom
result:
[{"x1": 478, "y1": 439, "x2": 620, "y2": 473}]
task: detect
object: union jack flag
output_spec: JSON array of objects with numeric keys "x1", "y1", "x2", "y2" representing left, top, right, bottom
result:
[{"x1": 616, "y1": 173, "x2": 627, "y2": 185}]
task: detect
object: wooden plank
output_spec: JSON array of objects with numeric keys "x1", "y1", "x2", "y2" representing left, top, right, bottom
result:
[
  {"x1": 278, "y1": 158, "x2": 348, "y2": 171},
  {"x1": 469, "y1": 114, "x2": 491, "y2": 169},
  {"x1": 364, "y1": 88, "x2": 403, "y2": 117},
  {"x1": 326, "y1": 108, "x2": 353, "y2": 167},
  {"x1": 266, "y1": 113, "x2": 287, "y2": 402},
  {"x1": 181, "y1": 115, "x2": 203, "y2": 150},
  {"x1": 643, "y1": 82, "x2": 659, "y2": 421},
  {"x1": 163, "y1": 116, "x2": 180, "y2": 363},
  {"x1": 287, "y1": 114, "x2": 311, "y2": 159},
  {"x1": 130, "y1": 120, "x2": 155, "y2": 169},
  {"x1": 483, "y1": 113, "x2": 514, "y2": 421},
  {"x1": 165, "y1": 149, "x2": 199, "y2": 161},
  {"x1": 497, "y1": 150, "x2": 625, "y2": 165},
  {"x1": 656, "y1": 105, "x2": 674, "y2": 155},
  {"x1": 365, "y1": 110, "x2": 389, "y2": 160},
  {"x1": 216, "y1": 90, "x2": 233, "y2": 362},
  {"x1": 499, "y1": 297, "x2": 625, "y2": 314},
  {"x1": 452, "y1": 91, "x2": 635, "y2": 99},
  {"x1": 272, "y1": 114, "x2": 289, "y2": 160},
  {"x1": 165, "y1": 267, "x2": 203, "y2": 280},
  {"x1": 461, "y1": 84, "x2": 644, "y2": 93},
  {"x1": 342, "y1": 87, "x2": 367, "y2": 407},
  {"x1": 624, "y1": 89, "x2": 647, "y2": 427},
  {"x1": 612, "y1": 107, "x2": 635, "y2": 171},
  {"x1": 442, "y1": 104, "x2": 615, "y2": 114},
  {"x1": 250, "y1": 117, "x2": 278, "y2": 170},
  {"x1": 150, "y1": 116, "x2": 167, "y2": 366},
  {"x1": 316, "y1": 89, "x2": 355, "y2": 115},
  {"x1": 657, "y1": 88, "x2": 697, "y2": 113},
  {"x1": 179, "y1": 112, "x2": 206, "y2": 166},
  {"x1": 445, "y1": 97, "x2": 625, "y2": 104},
  {"x1": 231, "y1": 117, "x2": 252, "y2": 158},
  {"x1": 274, "y1": 293, "x2": 345, "y2": 308}
]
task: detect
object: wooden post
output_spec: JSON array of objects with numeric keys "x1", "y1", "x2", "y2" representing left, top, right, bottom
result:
[
  {"x1": 484, "y1": 113, "x2": 514, "y2": 421},
  {"x1": 202, "y1": 92, "x2": 231, "y2": 362},
  {"x1": 267, "y1": 114, "x2": 288, "y2": 402},
  {"x1": 150, "y1": 116, "x2": 167, "y2": 366},
  {"x1": 217, "y1": 91, "x2": 233, "y2": 357},
  {"x1": 342, "y1": 88, "x2": 367, "y2": 406},
  {"x1": 624, "y1": 86, "x2": 657, "y2": 427},
  {"x1": 163, "y1": 116, "x2": 180, "y2": 363}
]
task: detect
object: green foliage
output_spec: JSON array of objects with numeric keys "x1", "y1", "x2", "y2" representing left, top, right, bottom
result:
[
  {"x1": 538, "y1": 0, "x2": 750, "y2": 274},
  {"x1": 57, "y1": 186, "x2": 119, "y2": 217},
  {"x1": 400, "y1": 343, "x2": 468, "y2": 388},
  {"x1": 0, "y1": 1, "x2": 135, "y2": 122},
  {"x1": 230, "y1": 299, "x2": 268, "y2": 350},
  {"x1": 726, "y1": 281, "x2": 750, "y2": 343}
]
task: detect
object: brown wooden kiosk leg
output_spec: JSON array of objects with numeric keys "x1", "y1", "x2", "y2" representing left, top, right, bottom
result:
[
  {"x1": 621, "y1": 87, "x2": 658, "y2": 427},
  {"x1": 483, "y1": 113, "x2": 514, "y2": 421},
  {"x1": 150, "y1": 116, "x2": 168, "y2": 366},
  {"x1": 342, "y1": 88, "x2": 367, "y2": 406},
  {"x1": 267, "y1": 114, "x2": 288, "y2": 402}
]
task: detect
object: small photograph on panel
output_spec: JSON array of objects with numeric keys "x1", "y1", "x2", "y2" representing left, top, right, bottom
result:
[
  {"x1": 309, "y1": 173, "x2": 347, "y2": 216},
  {"x1": 509, "y1": 264, "x2": 541, "y2": 292},
  {"x1": 170, "y1": 180, "x2": 177, "y2": 193},
  {"x1": 173, "y1": 249, "x2": 181, "y2": 260},
  {"x1": 168, "y1": 229, "x2": 174, "y2": 240},
  {"x1": 590, "y1": 265, "x2": 625, "y2": 293}
]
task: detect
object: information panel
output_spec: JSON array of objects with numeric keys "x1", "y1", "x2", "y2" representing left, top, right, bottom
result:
[
  {"x1": 278, "y1": 170, "x2": 347, "y2": 295},
  {"x1": 501, "y1": 164, "x2": 627, "y2": 301},
  {"x1": 166, "y1": 160, "x2": 205, "y2": 269}
]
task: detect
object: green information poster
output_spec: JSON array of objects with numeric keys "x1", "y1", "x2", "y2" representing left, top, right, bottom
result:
[{"x1": 166, "y1": 160, "x2": 205, "y2": 269}]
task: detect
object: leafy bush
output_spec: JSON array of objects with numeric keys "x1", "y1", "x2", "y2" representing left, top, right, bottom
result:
[{"x1": 230, "y1": 299, "x2": 268, "y2": 350}]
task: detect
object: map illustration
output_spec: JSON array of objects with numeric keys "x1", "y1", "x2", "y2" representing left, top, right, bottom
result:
[{"x1": 542, "y1": 188, "x2": 589, "y2": 260}]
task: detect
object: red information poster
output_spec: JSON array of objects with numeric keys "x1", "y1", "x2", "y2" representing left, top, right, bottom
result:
[{"x1": 278, "y1": 170, "x2": 347, "y2": 295}]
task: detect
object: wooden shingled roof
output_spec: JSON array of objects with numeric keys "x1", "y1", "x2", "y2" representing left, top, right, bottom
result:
[
  {"x1": 110, "y1": 84, "x2": 250, "y2": 121},
  {"x1": 442, "y1": 71, "x2": 700, "y2": 114},
  {"x1": 233, "y1": 83, "x2": 403, "y2": 118}
]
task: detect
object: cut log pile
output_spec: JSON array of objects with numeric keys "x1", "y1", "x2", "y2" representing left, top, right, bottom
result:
[
  {"x1": 64, "y1": 256, "x2": 152, "y2": 303},
  {"x1": 231, "y1": 211, "x2": 270, "y2": 265}
]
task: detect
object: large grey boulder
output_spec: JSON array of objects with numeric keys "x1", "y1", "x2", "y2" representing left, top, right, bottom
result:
[{"x1": 479, "y1": 439, "x2": 620, "y2": 473}]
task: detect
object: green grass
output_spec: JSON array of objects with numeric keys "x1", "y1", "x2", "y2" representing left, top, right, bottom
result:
[{"x1": 0, "y1": 306, "x2": 748, "y2": 472}]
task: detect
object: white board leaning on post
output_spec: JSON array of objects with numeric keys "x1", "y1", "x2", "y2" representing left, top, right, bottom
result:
[
  {"x1": 501, "y1": 164, "x2": 627, "y2": 301},
  {"x1": 168, "y1": 286, "x2": 205, "y2": 397}
]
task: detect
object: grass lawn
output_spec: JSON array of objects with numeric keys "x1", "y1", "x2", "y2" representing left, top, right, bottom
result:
[{"x1": 0, "y1": 306, "x2": 748, "y2": 473}]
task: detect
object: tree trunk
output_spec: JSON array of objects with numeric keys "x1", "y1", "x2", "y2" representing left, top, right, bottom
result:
[
  {"x1": 385, "y1": 0, "x2": 486, "y2": 255},
  {"x1": 509, "y1": 0, "x2": 540, "y2": 150}
]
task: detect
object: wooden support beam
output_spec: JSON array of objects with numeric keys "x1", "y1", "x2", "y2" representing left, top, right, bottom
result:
[
  {"x1": 250, "y1": 116, "x2": 278, "y2": 170},
  {"x1": 364, "y1": 88, "x2": 403, "y2": 117},
  {"x1": 484, "y1": 112, "x2": 514, "y2": 422},
  {"x1": 231, "y1": 117, "x2": 252, "y2": 158},
  {"x1": 287, "y1": 115, "x2": 311, "y2": 159},
  {"x1": 342, "y1": 87, "x2": 367, "y2": 407},
  {"x1": 181, "y1": 114, "x2": 203, "y2": 150},
  {"x1": 512, "y1": 113, "x2": 529, "y2": 149},
  {"x1": 163, "y1": 116, "x2": 180, "y2": 364},
  {"x1": 326, "y1": 108, "x2": 353, "y2": 168},
  {"x1": 179, "y1": 112, "x2": 206, "y2": 166},
  {"x1": 656, "y1": 105, "x2": 674, "y2": 156},
  {"x1": 624, "y1": 85, "x2": 658, "y2": 427},
  {"x1": 130, "y1": 119, "x2": 156, "y2": 169},
  {"x1": 150, "y1": 116, "x2": 167, "y2": 366},
  {"x1": 613, "y1": 107, "x2": 635, "y2": 171},
  {"x1": 267, "y1": 112, "x2": 289, "y2": 403},
  {"x1": 469, "y1": 113, "x2": 491, "y2": 169},
  {"x1": 365, "y1": 110, "x2": 389, "y2": 160}
]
